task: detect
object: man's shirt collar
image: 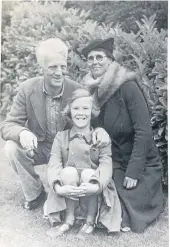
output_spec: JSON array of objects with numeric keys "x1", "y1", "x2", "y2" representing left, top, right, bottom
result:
[{"x1": 43, "y1": 79, "x2": 64, "y2": 98}]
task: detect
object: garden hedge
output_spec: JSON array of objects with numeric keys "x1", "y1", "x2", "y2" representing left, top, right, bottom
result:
[{"x1": 66, "y1": 1, "x2": 168, "y2": 33}]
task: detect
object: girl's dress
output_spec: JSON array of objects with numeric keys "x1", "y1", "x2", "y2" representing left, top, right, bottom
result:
[{"x1": 44, "y1": 128, "x2": 122, "y2": 232}]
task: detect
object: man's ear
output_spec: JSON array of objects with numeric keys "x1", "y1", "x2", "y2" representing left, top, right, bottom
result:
[
  {"x1": 37, "y1": 64, "x2": 44, "y2": 75},
  {"x1": 109, "y1": 58, "x2": 112, "y2": 65}
]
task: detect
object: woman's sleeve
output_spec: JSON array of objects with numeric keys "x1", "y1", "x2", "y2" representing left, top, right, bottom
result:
[
  {"x1": 122, "y1": 81, "x2": 153, "y2": 179},
  {"x1": 47, "y1": 132, "x2": 63, "y2": 189},
  {"x1": 90, "y1": 142, "x2": 113, "y2": 192}
]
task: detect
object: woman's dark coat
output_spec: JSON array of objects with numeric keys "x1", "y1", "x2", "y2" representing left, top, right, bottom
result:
[{"x1": 83, "y1": 61, "x2": 164, "y2": 233}]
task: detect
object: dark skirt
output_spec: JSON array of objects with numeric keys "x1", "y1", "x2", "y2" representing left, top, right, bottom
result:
[{"x1": 113, "y1": 166, "x2": 164, "y2": 233}]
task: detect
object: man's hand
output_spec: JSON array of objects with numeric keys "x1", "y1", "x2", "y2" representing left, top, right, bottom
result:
[
  {"x1": 123, "y1": 176, "x2": 138, "y2": 190},
  {"x1": 19, "y1": 130, "x2": 37, "y2": 150},
  {"x1": 78, "y1": 182, "x2": 100, "y2": 197},
  {"x1": 92, "y1": 127, "x2": 110, "y2": 148}
]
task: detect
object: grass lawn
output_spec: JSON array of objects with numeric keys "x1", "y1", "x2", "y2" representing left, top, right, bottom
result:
[{"x1": 0, "y1": 137, "x2": 168, "y2": 247}]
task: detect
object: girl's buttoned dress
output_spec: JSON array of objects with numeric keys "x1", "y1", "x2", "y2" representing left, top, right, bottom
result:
[{"x1": 45, "y1": 129, "x2": 122, "y2": 232}]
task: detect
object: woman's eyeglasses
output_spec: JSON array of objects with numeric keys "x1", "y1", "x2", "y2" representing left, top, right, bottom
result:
[{"x1": 87, "y1": 55, "x2": 107, "y2": 63}]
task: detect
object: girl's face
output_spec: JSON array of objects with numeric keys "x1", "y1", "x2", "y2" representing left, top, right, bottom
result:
[
  {"x1": 70, "y1": 97, "x2": 92, "y2": 129},
  {"x1": 87, "y1": 50, "x2": 112, "y2": 78}
]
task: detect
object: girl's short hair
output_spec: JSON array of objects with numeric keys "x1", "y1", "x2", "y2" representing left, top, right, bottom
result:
[{"x1": 62, "y1": 88, "x2": 100, "y2": 119}]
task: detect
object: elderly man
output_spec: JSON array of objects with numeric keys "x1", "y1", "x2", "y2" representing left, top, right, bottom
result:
[{"x1": 1, "y1": 38, "x2": 108, "y2": 210}]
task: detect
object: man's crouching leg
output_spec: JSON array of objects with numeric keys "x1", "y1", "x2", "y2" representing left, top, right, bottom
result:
[{"x1": 4, "y1": 140, "x2": 44, "y2": 206}]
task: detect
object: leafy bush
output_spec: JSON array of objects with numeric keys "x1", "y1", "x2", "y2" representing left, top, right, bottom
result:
[
  {"x1": 1, "y1": 2, "x2": 167, "y2": 186},
  {"x1": 65, "y1": 1, "x2": 168, "y2": 33},
  {"x1": 2, "y1": 1, "x2": 16, "y2": 31}
]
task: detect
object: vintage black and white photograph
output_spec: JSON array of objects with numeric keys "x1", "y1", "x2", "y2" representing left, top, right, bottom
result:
[{"x1": 0, "y1": 0, "x2": 168, "y2": 246}]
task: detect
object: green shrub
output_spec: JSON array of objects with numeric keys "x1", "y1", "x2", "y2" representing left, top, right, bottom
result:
[
  {"x1": 1, "y1": 2, "x2": 167, "y2": 186},
  {"x1": 65, "y1": 1, "x2": 168, "y2": 33},
  {"x1": 2, "y1": 1, "x2": 16, "y2": 31}
]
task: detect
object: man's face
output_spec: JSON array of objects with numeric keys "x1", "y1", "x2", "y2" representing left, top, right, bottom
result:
[
  {"x1": 43, "y1": 55, "x2": 67, "y2": 88},
  {"x1": 87, "y1": 50, "x2": 112, "y2": 78},
  {"x1": 70, "y1": 97, "x2": 92, "y2": 129}
]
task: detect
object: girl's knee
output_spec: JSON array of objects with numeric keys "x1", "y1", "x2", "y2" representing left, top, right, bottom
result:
[
  {"x1": 81, "y1": 169, "x2": 95, "y2": 183},
  {"x1": 60, "y1": 167, "x2": 79, "y2": 185}
]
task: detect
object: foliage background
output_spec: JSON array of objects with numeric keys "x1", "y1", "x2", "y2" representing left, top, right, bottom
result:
[
  {"x1": 65, "y1": 1, "x2": 168, "y2": 33},
  {"x1": 1, "y1": 0, "x2": 168, "y2": 186}
]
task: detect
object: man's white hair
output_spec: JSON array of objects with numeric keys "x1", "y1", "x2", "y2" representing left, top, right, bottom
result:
[{"x1": 36, "y1": 38, "x2": 68, "y2": 67}]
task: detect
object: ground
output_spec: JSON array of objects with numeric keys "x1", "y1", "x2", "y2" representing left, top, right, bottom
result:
[{"x1": 0, "y1": 137, "x2": 168, "y2": 247}]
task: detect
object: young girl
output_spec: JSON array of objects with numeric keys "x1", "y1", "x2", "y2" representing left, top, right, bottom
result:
[{"x1": 44, "y1": 89, "x2": 121, "y2": 238}]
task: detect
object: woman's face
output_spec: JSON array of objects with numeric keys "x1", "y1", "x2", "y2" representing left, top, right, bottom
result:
[
  {"x1": 70, "y1": 97, "x2": 92, "y2": 129},
  {"x1": 87, "y1": 50, "x2": 112, "y2": 78}
]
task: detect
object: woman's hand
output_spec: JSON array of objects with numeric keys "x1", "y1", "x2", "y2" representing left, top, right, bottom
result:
[
  {"x1": 92, "y1": 127, "x2": 110, "y2": 148},
  {"x1": 123, "y1": 176, "x2": 138, "y2": 190},
  {"x1": 78, "y1": 182, "x2": 100, "y2": 197}
]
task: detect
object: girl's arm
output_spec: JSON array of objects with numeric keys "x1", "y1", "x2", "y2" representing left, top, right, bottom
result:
[{"x1": 90, "y1": 142, "x2": 113, "y2": 193}]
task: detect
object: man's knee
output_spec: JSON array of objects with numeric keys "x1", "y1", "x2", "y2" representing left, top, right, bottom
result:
[
  {"x1": 4, "y1": 140, "x2": 30, "y2": 162},
  {"x1": 4, "y1": 140, "x2": 20, "y2": 159},
  {"x1": 81, "y1": 169, "x2": 95, "y2": 183},
  {"x1": 60, "y1": 167, "x2": 79, "y2": 186}
]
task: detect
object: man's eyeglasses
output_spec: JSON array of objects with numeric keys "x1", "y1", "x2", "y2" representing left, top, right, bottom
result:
[{"x1": 87, "y1": 55, "x2": 107, "y2": 63}]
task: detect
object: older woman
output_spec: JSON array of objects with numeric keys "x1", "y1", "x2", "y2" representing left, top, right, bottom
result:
[
  {"x1": 81, "y1": 38, "x2": 164, "y2": 233},
  {"x1": 44, "y1": 89, "x2": 121, "y2": 238}
]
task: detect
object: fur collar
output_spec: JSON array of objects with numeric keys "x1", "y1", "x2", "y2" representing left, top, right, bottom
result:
[{"x1": 82, "y1": 61, "x2": 138, "y2": 109}]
